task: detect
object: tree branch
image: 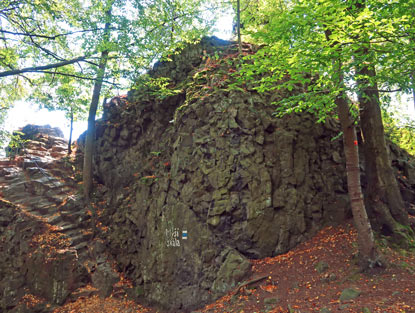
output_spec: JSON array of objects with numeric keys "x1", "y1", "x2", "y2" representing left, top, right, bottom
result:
[
  {"x1": 378, "y1": 88, "x2": 402, "y2": 93},
  {"x1": 26, "y1": 34, "x2": 65, "y2": 61},
  {"x1": 0, "y1": 27, "x2": 118, "y2": 40},
  {"x1": 0, "y1": 56, "x2": 90, "y2": 78},
  {"x1": 38, "y1": 70, "x2": 120, "y2": 86}
]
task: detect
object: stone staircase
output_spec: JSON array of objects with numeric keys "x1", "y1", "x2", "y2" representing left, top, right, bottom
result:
[
  {"x1": 0, "y1": 126, "x2": 132, "y2": 311},
  {"x1": 0, "y1": 132, "x2": 92, "y2": 263}
]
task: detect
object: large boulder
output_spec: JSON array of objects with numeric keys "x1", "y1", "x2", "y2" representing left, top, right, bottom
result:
[
  {"x1": 85, "y1": 37, "x2": 415, "y2": 311},
  {"x1": 87, "y1": 37, "x2": 351, "y2": 311}
]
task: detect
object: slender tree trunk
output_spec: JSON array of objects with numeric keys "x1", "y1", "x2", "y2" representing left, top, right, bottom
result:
[
  {"x1": 83, "y1": 50, "x2": 109, "y2": 198},
  {"x1": 82, "y1": 7, "x2": 112, "y2": 199},
  {"x1": 236, "y1": 0, "x2": 242, "y2": 54},
  {"x1": 411, "y1": 73, "x2": 415, "y2": 111},
  {"x1": 325, "y1": 29, "x2": 380, "y2": 269},
  {"x1": 355, "y1": 51, "x2": 409, "y2": 234},
  {"x1": 336, "y1": 93, "x2": 380, "y2": 269},
  {"x1": 68, "y1": 108, "x2": 73, "y2": 155}
]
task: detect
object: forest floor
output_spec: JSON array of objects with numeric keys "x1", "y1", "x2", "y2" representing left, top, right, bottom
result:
[{"x1": 51, "y1": 220, "x2": 415, "y2": 313}]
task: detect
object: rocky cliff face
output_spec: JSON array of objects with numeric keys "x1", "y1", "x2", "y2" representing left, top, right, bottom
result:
[
  {"x1": 0, "y1": 126, "x2": 93, "y2": 312},
  {"x1": 78, "y1": 37, "x2": 415, "y2": 311}
]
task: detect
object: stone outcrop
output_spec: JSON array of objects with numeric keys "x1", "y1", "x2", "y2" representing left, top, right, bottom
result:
[
  {"x1": 78, "y1": 37, "x2": 415, "y2": 311},
  {"x1": 2, "y1": 38, "x2": 415, "y2": 313},
  {"x1": 0, "y1": 126, "x2": 119, "y2": 312}
]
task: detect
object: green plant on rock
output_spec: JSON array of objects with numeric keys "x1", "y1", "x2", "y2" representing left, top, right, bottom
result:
[
  {"x1": 6, "y1": 131, "x2": 28, "y2": 158},
  {"x1": 133, "y1": 76, "x2": 183, "y2": 100}
]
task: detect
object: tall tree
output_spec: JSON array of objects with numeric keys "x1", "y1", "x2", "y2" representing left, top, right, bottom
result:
[
  {"x1": 234, "y1": 0, "x2": 415, "y2": 264},
  {"x1": 1, "y1": 0, "x2": 221, "y2": 196},
  {"x1": 82, "y1": 2, "x2": 112, "y2": 198},
  {"x1": 352, "y1": 0, "x2": 409, "y2": 233},
  {"x1": 325, "y1": 27, "x2": 380, "y2": 268}
]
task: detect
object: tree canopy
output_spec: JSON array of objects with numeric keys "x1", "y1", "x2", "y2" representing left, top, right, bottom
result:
[
  {"x1": 0, "y1": 0, "x2": 224, "y2": 148},
  {"x1": 235, "y1": 0, "x2": 415, "y2": 117}
]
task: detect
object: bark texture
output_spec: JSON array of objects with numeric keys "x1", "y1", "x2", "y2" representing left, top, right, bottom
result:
[
  {"x1": 351, "y1": 0, "x2": 409, "y2": 238},
  {"x1": 336, "y1": 94, "x2": 379, "y2": 268},
  {"x1": 68, "y1": 108, "x2": 73, "y2": 155},
  {"x1": 356, "y1": 64, "x2": 409, "y2": 233},
  {"x1": 82, "y1": 6, "x2": 112, "y2": 198},
  {"x1": 325, "y1": 27, "x2": 379, "y2": 268}
]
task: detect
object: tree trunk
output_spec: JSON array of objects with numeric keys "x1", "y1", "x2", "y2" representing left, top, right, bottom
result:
[
  {"x1": 356, "y1": 59, "x2": 409, "y2": 234},
  {"x1": 325, "y1": 28, "x2": 380, "y2": 269},
  {"x1": 335, "y1": 93, "x2": 380, "y2": 269},
  {"x1": 67, "y1": 108, "x2": 73, "y2": 155},
  {"x1": 82, "y1": 50, "x2": 109, "y2": 198},
  {"x1": 411, "y1": 73, "x2": 415, "y2": 111},
  {"x1": 352, "y1": 0, "x2": 409, "y2": 239},
  {"x1": 82, "y1": 7, "x2": 112, "y2": 199},
  {"x1": 236, "y1": 0, "x2": 242, "y2": 54}
]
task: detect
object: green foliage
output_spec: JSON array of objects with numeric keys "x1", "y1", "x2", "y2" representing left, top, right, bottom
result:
[
  {"x1": 0, "y1": 0, "x2": 223, "y2": 134},
  {"x1": 6, "y1": 131, "x2": 28, "y2": 158},
  {"x1": 233, "y1": 0, "x2": 415, "y2": 122},
  {"x1": 383, "y1": 110, "x2": 415, "y2": 156},
  {"x1": 132, "y1": 76, "x2": 183, "y2": 100}
]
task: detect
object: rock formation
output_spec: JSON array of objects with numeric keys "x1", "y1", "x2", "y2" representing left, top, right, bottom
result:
[
  {"x1": 77, "y1": 37, "x2": 415, "y2": 311},
  {"x1": 1, "y1": 38, "x2": 415, "y2": 313},
  {"x1": 0, "y1": 125, "x2": 110, "y2": 312}
]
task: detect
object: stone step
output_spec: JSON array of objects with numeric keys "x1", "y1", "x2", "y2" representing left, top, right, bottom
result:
[
  {"x1": 61, "y1": 210, "x2": 91, "y2": 224},
  {"x1": 64, "y1": 228, "x2": 82, "y2": 237},
  {"x1": 47, "y1": 193, "x2": 71, "y2": 204},
  {"x1": 22, "y1": 157, "x2": 53, "y2": 169},
  {"x1": 51, "y1": 145, "x2": 67, "y2": 153},
  {"x1": 23, "y1": 148, "x2": 49, "y2": 158},
  {"x1": 0, "y1": 159, "x2": 13, "y2": 166},
  {"x1": 70, "y1": 233, "x2": 93, "y2": 247},
  {"x1": 72, "y1": 241, "x2": 89, "y2": 254},
  {"x1": 3, "y1": 168, "x2": 24, "y2": 180},
  {"x1": 49, "y1": 136, "x2": 68, "y2": 145},
  {"x1": 54, "y1": 222, "x2": 79, "y2": 232},
  {"x1": 33, "y1": 204, "x2": 57, "y2": 216},
  {"x1": 25, "y1": 167, "x2": 46, "y2": 176},
  {"x1": 47, "y1": 214, "x2": 64, "y2": 225},
  {"x1": 30, "y1": 179, "x2": 66, "y2": 197},
  {"x1": 0, "y1": 165, "x2": 15, "y2": 175},
  {"x1": 68, "y1": 286, "x2": 99, "y2": 302},
  {"x1": 4, "y1": 174, "x2": 24, "y2": 182},
  {"x1": 3, "y1": 182, "x2": 29, "y2": 198},
  {"x1": 29, "y1": 195, "x2": 54, "y2": 206},
  {"x1": 25, "y1": 140, "x2": 47, "y2": 151},
  {"x1": 11, "y1": 197, "x2": 33, "y2": 206},
  {"x1": 49, "y1": 167, "x2": 71, "y2": 177},
  {"x1": 51, "y1": 151, "x2": 67, "y2": 159}
]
